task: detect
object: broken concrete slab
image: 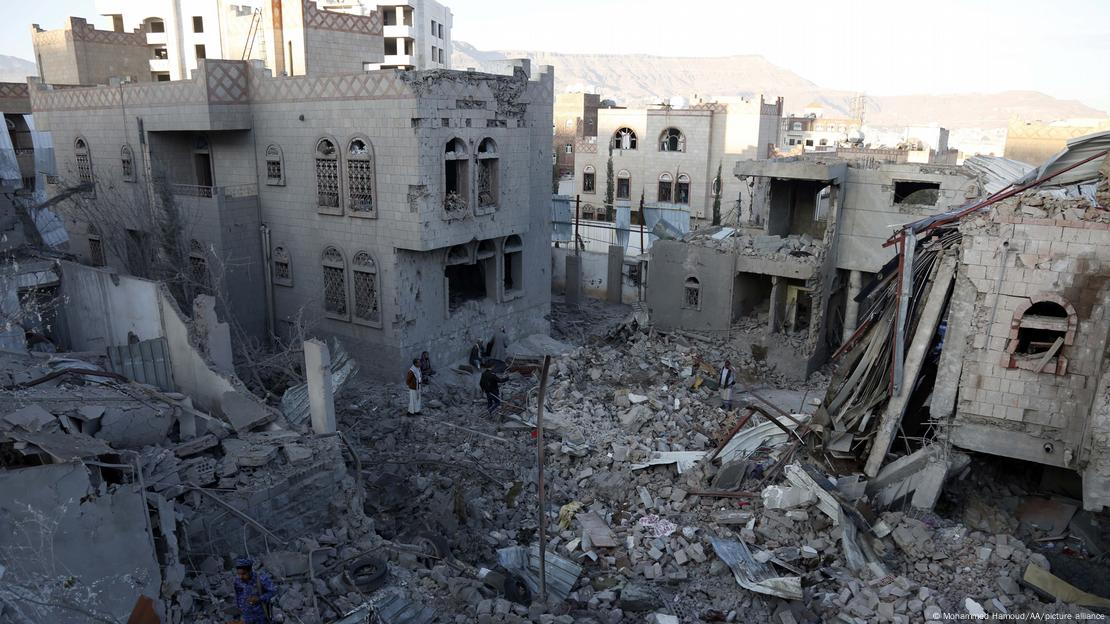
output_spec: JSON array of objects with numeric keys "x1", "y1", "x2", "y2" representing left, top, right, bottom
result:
[
  {"x1": 219, "y1": 390, "x2": 275, "y2": 433},
  {"x1": 3, "y1": 404, "x2": 56, "y2": 432},
  {"x1": 1023, "y1": 564, "x2": 1110, "y2": 608},
  {"x1": 95, "y1": 406, "x2": 172, "y2": 449},
  {"x1": 761, "y1": 485, "x2": 818, "y2": 510}
]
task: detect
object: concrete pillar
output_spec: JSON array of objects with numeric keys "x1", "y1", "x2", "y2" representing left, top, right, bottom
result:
[
  {"x1": 565, "y1": 254, "x2": 582, "y2": 308},
  {"x1": 606, "y1": 245, "x2": 623, "y2": 304},
  {"x1": 768, "y1": 276, "x2": 786, "y2": 334},
  {"x1": 842, "y1": 270, "x2": 862, "y2": 342},
  {"x1": 304, "y1": 339, "x2": 336, "y2": 435}
]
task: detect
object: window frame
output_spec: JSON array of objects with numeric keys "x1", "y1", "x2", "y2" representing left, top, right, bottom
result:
[
  {"x1": 272, "y1": 245, "x2": 292, "y2": 287},
  {"x1": 616, "y1": 169, "x2": 631, "y2": 201},
  {"x1": 444, "y1": 137, "x2": 470, "y2": 214},
  {"x1": 582, "y1": 165, "x2": 596, "y2": 194},
  {"x1": 264, "y1": 144, "x2": 285, "y2": 186},
  {"x1": 121, "y1": 144, "x2": 136, "y2": 182},
  {"x1": 345, "y1": 136, "x2": 377, "y2": 217},
  {"x1": 351, "y1": 251, "x2": 382, "y2": 327},
  {"x1": 74, "y1": 136, "x2": 94, "y2": 196},
  {"x1": 659, "y1": 127, "x2": 686, "y2": 152},
  {"x1": 321, "y1": 246, "x2": 350, "y2": 321},
  {"x1": 476, "y1": 137, "x2": 499, "y2": 211},
  {"x1": 314, "y1": 137, "x2": 341, "y2": 214},
  {"x1": 657, "y1": 172, "x2": 673, "y2": 203},
  {"x1": 683, "y1": 276, "x2": 701, "y2": 310},
  {"x1": 613, "y1": 127, "x2": 638, "y2": 150},
  {"x1": 675, "y1": 173, "x2": 691, "y2": 204}
]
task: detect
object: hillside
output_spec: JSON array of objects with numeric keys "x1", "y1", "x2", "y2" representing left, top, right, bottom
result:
[
  {"x1": 0, "y1": 55, "x2": 36, "y2": 83},
  {"x1": 453, "y1": 42, "x2": 1106, "y2": 129}
]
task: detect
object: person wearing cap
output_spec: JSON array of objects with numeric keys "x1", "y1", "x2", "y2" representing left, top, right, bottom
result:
[{"x1": 233, "y1": 557, "x2": 277, "y2": 624}]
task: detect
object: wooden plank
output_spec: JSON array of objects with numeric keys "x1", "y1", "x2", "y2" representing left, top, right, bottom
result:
[
  {"x1": 1035, "y1": 337, "x2": 1065, "y2": 373},
  {"x1": 865, "y1": 256, "x2": 955, "y2": 477},
  {"x1": 1020, "y1": 315, "x2": 1068, "y2": 331}
]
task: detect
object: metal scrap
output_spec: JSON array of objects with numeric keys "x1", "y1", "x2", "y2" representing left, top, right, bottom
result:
[{"x1": 710, "y1": 537, "x2": 803, "y2": 600}]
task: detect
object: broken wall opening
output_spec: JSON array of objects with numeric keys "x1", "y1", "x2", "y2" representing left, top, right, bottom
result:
[
  {"x1": 732, "y1": 272, "x2": 773, "y2": 321},
  {"x1": 894, "y1": 180, "x2": 941, "y2": 205},
  {"x1": 445, "y1": 139, "x2": 469, "y2": 212},
  {"x1": 766, "y1": 178, "x2": 829, "y2": 239},
  {"x1": 503, "y1": 235, "x2": 523, "y2": 297},
  {"x1": 445, "y1": 260, "x2": 489, "y2": 312},
  {"x1": 784, "y1": 283, "x2": 813, "y2": 333},
  {"x1": 1014, "y1": 301, "x2": 1069, "y2": 356}
]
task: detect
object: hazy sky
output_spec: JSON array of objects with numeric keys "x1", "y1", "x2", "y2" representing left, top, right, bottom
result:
[{"x1": 8, "y1": 0, "x2": 1109, "y2": 112}]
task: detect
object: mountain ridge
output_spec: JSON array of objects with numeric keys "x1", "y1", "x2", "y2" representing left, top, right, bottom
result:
[{"x1": 453, "y1": 42, "x2": 1106, "y2": 129}]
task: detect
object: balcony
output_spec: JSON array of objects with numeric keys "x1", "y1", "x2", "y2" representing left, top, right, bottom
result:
[
  {"x1": 380, "y1": 54, "x2": 414, "y2": 68},
  {"x1": 383, "y1": 25, "x2": 413, "y2": 39},
  {"x1": 170, "y1": 183, "x2": 257, "y2": 199},
  {"x1": 149, "y1": 58, "x2": 171, "y2": 73},
  {"x1": 146, "y1": 32, "x2": 167, "y2": 45}
]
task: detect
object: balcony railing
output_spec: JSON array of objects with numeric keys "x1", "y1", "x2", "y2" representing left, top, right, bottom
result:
[{"x1": 170, "y1": 183, "x2": 258, "y2": 199}]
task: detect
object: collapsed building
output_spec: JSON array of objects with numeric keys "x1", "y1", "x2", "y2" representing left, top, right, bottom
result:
[
  {"x1": 647, "y1": 157, "x2": 980, "y2": 377},
  {"x1": 817, "y1": 130, "x2": 1110, "y2": 511},
  {"x1": 26, "y1": 0, "x2": 554, "y2": 377}
]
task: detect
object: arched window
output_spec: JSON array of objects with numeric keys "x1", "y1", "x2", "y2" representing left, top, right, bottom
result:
[
  {"x1": 74, "y1": 137, "x2": 94, "y2": 193},
  {"x1": 819, "y1": 138, "x2": 828, "y2": 146},
  {"x1": 659, "y1": 128, "x2": 685, "y2": 152},
  {"x1": 1004, "y1": 296, "x2": 1077, "y2": 374},
  {"x1": 791, "y1": 122, "x2": 803, "y2": 131},
  {"x1": 272, "y1": 245, "x2": 292, "y2": 286},
  {"x1": 321, "y1": 246, "x2": 349, "y2": 319},
  {"x1": 657, "y1": 172, "x2": 674, "y2": 203},
  {"x1": 613, "y1": 127, "x2": 637, "y2": 150},
  {"x1": 683, "y1": 277, "x2": 700, "y2": 309},
  {"x1": 88, "y1": 224, "x2": 104, "y2": 266},
  {"x1": 314, "y1": 138, "x2": 340, "y2": 211},
  {"x1": 477, "y1": 138, "x2": 499, "y2": 209},
  {"x1": 265, "y1": 144, "x2": 285, "y2": 186},
  {"x1": 351, "y1": 251, "x2": 381, "y2": 325},
  {"x1": 582, "y1": 165, "x2": 596, "y2": 193},
  {"x1": 189, "y1": 239, "x2": 211, "y2": 293},
  {"x1": 121, "y1": 144, "x2": 135, "y2": 182},
  {"x1": 444, "y1": 138, "x2": 469, "y2": 213},
  {"x1": 676, "y1": 174, "x2": 691, "y2": 204},
  {"x1": 346, "y1": 138, "x2": 375, "y2": 215},
  {"x1": 616, "y1": 169, "x2": 631, "y2": 200}
]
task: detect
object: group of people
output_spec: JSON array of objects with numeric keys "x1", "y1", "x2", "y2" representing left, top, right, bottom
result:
[{"x1": 405, "y1": 328, "x2": 511, "y2": 417}]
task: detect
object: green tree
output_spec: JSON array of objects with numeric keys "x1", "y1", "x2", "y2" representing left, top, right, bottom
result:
[
  {"x1": 604, "y1": 143, "x2": 615, "y2": 221},
  {"x1": 711, "y1": 161, "x2": 723, "y2": 226}
]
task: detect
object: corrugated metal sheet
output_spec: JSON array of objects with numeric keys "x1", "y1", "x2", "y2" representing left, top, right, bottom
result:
[
  {"x1": 106, "y1": 337, "x2": 175, "y2": 391},
  {"x1": 1018, "y1": 130, "x2": 1110, "y2": 189},
  {"x1": 280, "y1": 339, "x2": 358, "y2": 426},
  {"x1": 497, "y1": 545, "x2": 582, "y2": 602},
  {"x1": 330, "y1": 591, "x2": 436, "y2": 624},
  {"x1": 962, "y1": 155, "x2": 1034, "y2": 196}
]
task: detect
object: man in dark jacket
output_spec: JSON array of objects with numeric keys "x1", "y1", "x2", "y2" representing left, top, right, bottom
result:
[{"x1": 479, "y1": 368, "x2": 507, "y2": 415}]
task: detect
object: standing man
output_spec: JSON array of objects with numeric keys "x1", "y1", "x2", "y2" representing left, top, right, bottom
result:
[
  {"x1": 480, "y1": 368, "x2": 507, "y2": 415},
  {"x1": 419, "y1": 350, "x2": 435, "y2": 385},
  {"x1": 488, "y1": 327, "x2": 508, "y2": 361},
  {"x1": 719, "y1": 360, "x2": 736, "y2": 411},
  {"x1": 233, "y1": 558, "x2": 277, "y2": 624},
  {"x1": 405, "y1": 358, "x2": 422, "y2": 415}
]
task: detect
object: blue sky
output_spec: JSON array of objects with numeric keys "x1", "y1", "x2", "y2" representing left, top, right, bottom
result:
[{"x1": 9, "y1": 0, "x2": 1109, "y2": 112}]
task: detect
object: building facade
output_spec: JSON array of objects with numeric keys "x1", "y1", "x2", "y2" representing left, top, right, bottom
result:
[
  {"x1": 647, "y1": 157, "x2": 979, "y2": 376},
  {"x1": 571, "y1": 96, "x2": 783, "y2": 225},
  {"x1": 324, "y1": 0, "x2": 453, "y2": 70},
  {"x1": 553, "y1": 92, "x2": 599, "y2": 180},
  {"x1": 30, "y1": 4, "x2": 553, "y2": 378}
]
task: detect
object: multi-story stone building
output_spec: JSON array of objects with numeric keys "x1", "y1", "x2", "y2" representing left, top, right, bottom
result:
[
  {"x1": 647, "y1": 156, "x2": 979, "y2": 376},
  {"x1": 553, "y1": 92, "x2": 599, "y2": 180},
  {"x1": 571, "y1": 97, "x2": 783, "y2": 225},
  {"x1": 324, "y1": 0, "x2": 453, "y2": 70},
  {"x1": 30, "y1": 0, "x2": 554, "y2": 378}
]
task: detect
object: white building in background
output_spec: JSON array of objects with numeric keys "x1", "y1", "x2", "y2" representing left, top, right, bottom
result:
[
  {"x1": 93, "y1": 0, "x2": 265, "y2": 82},
  {"x1": 323, "y1": 0, "x2": 453, "y2": 70}
]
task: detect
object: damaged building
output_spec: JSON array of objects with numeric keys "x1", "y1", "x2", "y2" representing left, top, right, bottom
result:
[
  {"x1": 28, "y1": 0, "x2": 554, "y2": 377},
  {"x1": 647, "y1": 156, "x2": 979, "y2": 377},
  {"x1": 819, "y1": 130, "x2": 1110, "y2": 511}
]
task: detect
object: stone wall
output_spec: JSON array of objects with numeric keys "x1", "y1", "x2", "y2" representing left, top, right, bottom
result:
[{"x1": 946, "y1": 202, "x2": 1110, "y2": 487}]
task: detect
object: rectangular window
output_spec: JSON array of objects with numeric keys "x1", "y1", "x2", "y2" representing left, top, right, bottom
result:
[
  {"x1": 439, "y1": 23, "x2": 444, "y2": 38},
  {"x1": 504, "y1": 249, "x2": 522, "y2": 296},
  {"x1": 432, "y1": 46, "x2": 438, "y2": 62},
  {"x1": 446, "y1": 263, "x2": 487, "y2": 312},
  {"x1": 89, "y1": 238, "x2": 105, "y2": 266},
  {"x1": 149, "y1": 20, "x2": 165, "y2": 33},
  {"x1": 617, "y1": 178, "x2": 630, "y2": 200},
  {"x1": 322, "y1": 266, "x2": 347, "y2": 317},
  {"x1": 266, "y1": 159, "x2": 283, "y2": 185},
  {"x1": 431, "y1": 19, "x2": 436, "y2": 33},
  {"x1": 153, "y1": 47, "x2": 169, "y2": 60},
  {"x1": 192, "y1": 16, "x2": 204, "y2": 32},
  {"x1": 583, "y1": 172, "x2": 595, "y2": 193},
  {"x1": 195, "y1": 45, "x2": 206, "y2": 59},
  {"x1": 564, "y1": 144, "x2": 573, "y2": 154},
  {"x1": 353, "y1": 270, "x2": 380, "y2": 323},
  {"x1": 805, "y1": 139, "x2": 814, "y2": 147},
  {"x1": 439, "y1": 48, "x2": 445, "y2": 63},
  {"x1": 658, "y1": 180, "x2": 672, "y2": 203},
  {"x1": 893, "y1": 181, "x2": 941, "y2": 205}
]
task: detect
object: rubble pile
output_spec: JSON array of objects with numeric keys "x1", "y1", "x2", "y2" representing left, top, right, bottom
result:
[
  {"x1": 993, "y1": 189, "x2": 1110, "y2": 223},
  {"x1": 681, "y1": 228, "x2": 824, "y2": 262}
]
